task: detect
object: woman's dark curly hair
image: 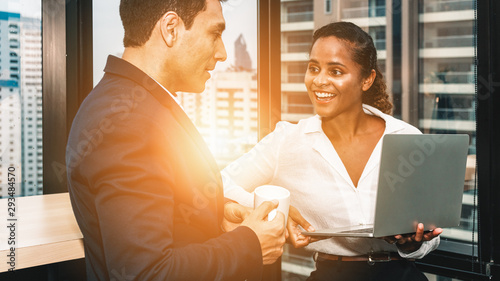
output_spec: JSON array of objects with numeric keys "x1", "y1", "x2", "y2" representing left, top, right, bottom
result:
[{"x1": 311, "y1": 22, "x2": 393, "y2": 114}]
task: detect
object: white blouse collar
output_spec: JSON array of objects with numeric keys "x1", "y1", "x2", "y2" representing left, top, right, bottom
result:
[{"x1": 303, "y1": 104, "x2": 406, "y2": 135}]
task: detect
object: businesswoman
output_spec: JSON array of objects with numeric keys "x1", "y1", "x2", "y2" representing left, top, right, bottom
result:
[{"x1": 222, "y1": 22, "x2": 442, "y2": 280}]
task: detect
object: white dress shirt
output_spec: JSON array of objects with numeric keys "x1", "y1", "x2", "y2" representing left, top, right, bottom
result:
[
  {"x1": 149, "y1": 75, "x2": 184, "y2": 108},
  {"x1": 222, "y1": 104, "x2": 439, "y2": 259}
]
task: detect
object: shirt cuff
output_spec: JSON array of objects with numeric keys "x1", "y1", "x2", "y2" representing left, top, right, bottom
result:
[{"x1": 397, "y1": 236, "x2": 440, "y2": 259}]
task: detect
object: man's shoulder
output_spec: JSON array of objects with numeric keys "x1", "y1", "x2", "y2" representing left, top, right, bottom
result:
[
  {"x1": 90, "y1": 73, "x2": 148, "y2": 101},
  {"x1": 69, "y1": 73, "x2": 164, "y2": 146},
  {"x1": 83, "y1": 74, "x2": 157, "y2": 116}
]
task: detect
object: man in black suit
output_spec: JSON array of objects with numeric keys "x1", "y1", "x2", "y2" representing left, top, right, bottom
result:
[{"x1": 66, "y1": 0, "x2": 286, "y2": 280}]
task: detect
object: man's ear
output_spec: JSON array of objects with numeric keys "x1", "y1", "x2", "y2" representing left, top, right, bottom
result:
[
  {"x1": 362, "y1": 69, "x2": 376, "y2": 92},
  {"x1": 160, "y1": 12, "x2": 181, "y2": 47}
]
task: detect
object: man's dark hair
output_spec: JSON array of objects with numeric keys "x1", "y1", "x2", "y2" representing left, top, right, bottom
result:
[{"x1": 120, "y1": 0, "x2": 226, "y2": 48}]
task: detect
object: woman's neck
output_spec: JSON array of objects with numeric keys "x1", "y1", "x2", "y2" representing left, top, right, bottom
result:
[{"x1": 321, "y1": 106, "x2": 371, "y2": 141}]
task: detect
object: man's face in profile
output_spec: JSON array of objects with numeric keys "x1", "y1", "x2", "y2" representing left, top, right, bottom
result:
[{"x1": 172, "y1": 0, "x2": 227, "y2": 93}]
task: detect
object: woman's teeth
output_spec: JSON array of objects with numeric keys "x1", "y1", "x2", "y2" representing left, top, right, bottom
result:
[{"x1": 315, "y1": 92, "x2": 336, "y2": 100}]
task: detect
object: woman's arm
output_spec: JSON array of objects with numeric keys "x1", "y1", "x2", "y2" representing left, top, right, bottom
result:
[{"x1": 222, "y1": 122, "x2": 289, "y2": 207}]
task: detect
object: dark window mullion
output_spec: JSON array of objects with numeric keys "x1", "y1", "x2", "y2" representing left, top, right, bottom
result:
[
  {"x1": 476, "y1": 0, "x2": 500, "y2": 267},
  {"x1": 258, "y1": 0, "x2": 281, "y2": 142},
  {"x1": 257, "y1": 0, "x2": 281, "y2": 280}
]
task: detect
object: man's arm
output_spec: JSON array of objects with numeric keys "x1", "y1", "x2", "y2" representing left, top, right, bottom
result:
[{"x1": 83, "y1": 113, "x2": 265, "y2": 280}]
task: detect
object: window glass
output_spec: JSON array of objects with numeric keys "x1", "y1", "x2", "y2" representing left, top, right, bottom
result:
[
  {"x1": 280, "y1": 0, "x2": 477, "y2": 279},
  {"x1": 418, "y1": 0, "x2": 477, "y2": 251},
  {"x1": 0, "y1": 0, "x2": 42, "y2": 198},
  {"x1": 93, "y1": 0, "x2": 257, "y2": 168},
  {"x1": 92, "y1": 0, "x2": 123, "y2": 86},
  {"x1": 178, "y1": 0, "x2": 258, "y2": 168},
  {"x1": 325, "y1": 0, "x2": 333, "y2": 14}
]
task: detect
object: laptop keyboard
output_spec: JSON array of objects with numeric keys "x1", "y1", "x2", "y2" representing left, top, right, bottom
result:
[{"x1": 339, "y1": 227, "x2": 374, "y2": 234}]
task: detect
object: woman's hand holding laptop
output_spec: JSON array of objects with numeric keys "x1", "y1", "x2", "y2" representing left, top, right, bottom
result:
[
  {"x1": 286, "y1": 206, "x2": 330, "y2": 248},
  {"x1": 285, "y1": 205, "x2": 444, "y2": 253},
  {"x1": 381, "y1": 223, "x2": 443, "y2": 253}
]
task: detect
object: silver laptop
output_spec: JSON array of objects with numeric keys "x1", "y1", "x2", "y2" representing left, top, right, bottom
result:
[{"x1": 302, "y1": 134, "x2": 469, "y2": 238}]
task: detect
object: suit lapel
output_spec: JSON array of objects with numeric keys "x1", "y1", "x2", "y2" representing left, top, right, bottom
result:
[
  {"x1": 104, "y1": 56, "x2": 221, "y2": 177},
  {"x1": 104, "y1": 56, "x2": 224, "y2": 224}
]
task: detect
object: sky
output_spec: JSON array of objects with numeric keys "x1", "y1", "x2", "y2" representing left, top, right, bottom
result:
[
  {"x1": 93, "y1": 0, "x2": 257, "y2": 85},
  {"x1": 0, "y1": 0, "x2": 257, "y2": 85},
  {"x1": 0, "y1": 0, "x2": 41, "y2": 18}
]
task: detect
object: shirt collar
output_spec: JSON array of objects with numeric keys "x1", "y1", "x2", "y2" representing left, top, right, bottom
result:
[
  {"x1": 149, "y1": 76, "x2": 183, "y2": 107},
  {"x1": 303, "y1": 115, "x2": 323, "y2": 134},
  {"x1": 302, "y1": 104, "x2": 406, "y2": 135},
  {"x1": 362, "y1": 104, "x2": 406, "y2": 134},
  {"x1": 103, "y1": 55, "x2": 184, "y2": 110}
]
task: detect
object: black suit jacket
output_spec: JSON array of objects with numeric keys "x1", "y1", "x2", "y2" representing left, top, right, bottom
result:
[{"x1": 66, "y1": 56, "x2": 263, "y2": 280}]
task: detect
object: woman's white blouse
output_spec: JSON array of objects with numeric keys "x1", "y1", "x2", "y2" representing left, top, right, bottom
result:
[{"x1": 222, "y1": 104, "x2": 439, "y2": 259}]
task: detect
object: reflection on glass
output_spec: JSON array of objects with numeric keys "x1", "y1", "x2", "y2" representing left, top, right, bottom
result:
[
  {"x1": 419, "y1": 0, "x2": 477, "y2": 246},
  {"x1": 0, "y1": 0, "x2": 42, "y2": 198}
]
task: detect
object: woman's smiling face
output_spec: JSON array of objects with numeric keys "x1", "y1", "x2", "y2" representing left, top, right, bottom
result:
[{"x1": 305, "y1": 36, "x2": 371, "y2": 120}]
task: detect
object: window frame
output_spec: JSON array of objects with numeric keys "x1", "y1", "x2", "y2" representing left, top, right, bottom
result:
[
  {"x1": 258, "y1": 0, "x2": 281, "y2": 141},
  {"x1": 42, "y1": 0, "x2": 93, "y2": 195},
  {"x1": 258, "y1": 1, "x2": 281, "y2": 277}
]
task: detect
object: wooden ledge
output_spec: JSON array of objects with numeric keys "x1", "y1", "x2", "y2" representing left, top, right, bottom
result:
[{"x1": 0, "y1": 193, "x2": 84, "y2": 272}]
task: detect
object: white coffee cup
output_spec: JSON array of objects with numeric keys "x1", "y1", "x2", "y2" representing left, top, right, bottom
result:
[{"x1": 254, "y1": 185, "x2": 290, "y2": 224}]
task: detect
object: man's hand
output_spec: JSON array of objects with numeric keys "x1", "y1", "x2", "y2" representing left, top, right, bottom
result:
[
  {"x1": 240, "y1": 200, "x2": 286, "y2": 265},
  {"x1": 382, "y1": 223, "x2": 443, "y2": 253},
  {"x1": 222, "y1": 202, "x2": 252, "y2": 232}
]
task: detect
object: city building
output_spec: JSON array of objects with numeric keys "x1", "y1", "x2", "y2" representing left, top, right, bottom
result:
[
  {"x1": 178, "y1": 35, "x2": 258, "y2": 169},
  {"x1": 19, "y1": 16, "x2": 42, "y2": 196},
  {"x1": 0, "y1": 10, "x2": 42, "y2": 197},
  {"x1": 235, "y1": 34, "x2": 253, "y2": 71},
  {"x1": 179, "y1": 71, "x2": 258, "y2": 169},
  {"x1": 281, "y1": 0, "x2": 315, "y2": 122},
  {"x1": 0, "y1": 11, "x2": 22, "y2": 197}
]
